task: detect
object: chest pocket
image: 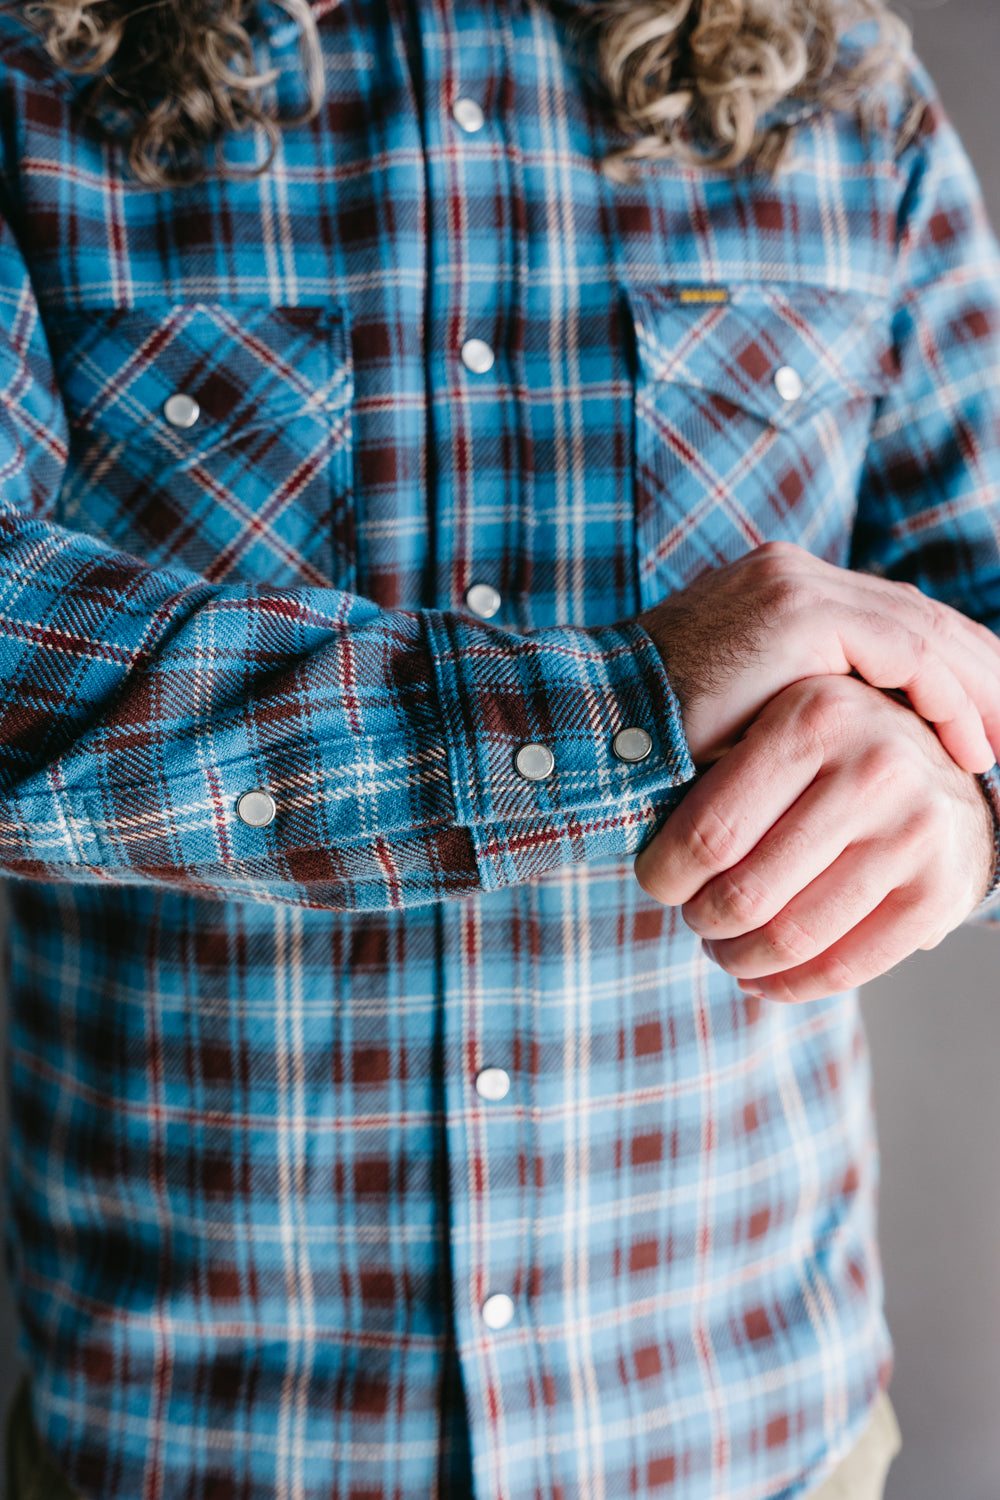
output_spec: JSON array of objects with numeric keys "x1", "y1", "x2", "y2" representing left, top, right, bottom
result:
[
  {"x1": 628, "y1": 284, "x2": 889, "y2": 608},
  {"x1": 49, "y1": 302, "x2": 354, "y2": 590}
]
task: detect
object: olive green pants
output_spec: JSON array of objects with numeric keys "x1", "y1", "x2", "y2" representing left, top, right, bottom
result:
[{"x1": 4, "y1": 1376, "x2": 901, "y2": 1500}]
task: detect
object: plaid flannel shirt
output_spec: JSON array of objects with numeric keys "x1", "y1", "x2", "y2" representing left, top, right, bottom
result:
[{"x1": 3, "y1": 0, "x2": 1000, "y2": 1497}]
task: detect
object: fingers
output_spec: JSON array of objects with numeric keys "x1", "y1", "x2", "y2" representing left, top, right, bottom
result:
[
  {"x1": 810, "y1": 549, "x2": 1000, "y2": 680},
  {"x1": 681, "y1": 772, "x2": 871, "y2": 942},
  {"x1": 828, "y1": 568, "x2": 1000, "y2": 772},
  {"x1": 891, "y1": 655, "x2": 994, "y2": 775},
  {"x1": 699, "y1": 840, "x2": 906, "y2": 981},
  {"x1": 633, "y1": 702, "x2": 826, "y2": 906},
  {"x1": 832, "y1": 606, "x2": 998, "y2": 774},
  {"x1": 884, "y1": 608, "x2": 1000, "y2": 772},
  {"x1": 732, "y1": 886, "x2": 935, "y2": 1004},
  {"x1": 926, "y1": 713, "x2": 995, "y2": 777},
  {"x1": 642, "y1": 542, "x2": 1000, "y2": 771},
  {"x1": 891, "y1": 582, "x2": 1000, "y2": 673},
  {"x1": 631, "y1": 620, "x2": 995, "y2": 1004},
  {"x1": 777, "y1": 549, "x2": 1000, "y2": 772}
]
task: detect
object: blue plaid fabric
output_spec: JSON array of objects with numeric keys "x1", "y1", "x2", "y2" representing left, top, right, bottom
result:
[{"x1": 3, "y1": 1, "x2": 1000, "y2": 1497}]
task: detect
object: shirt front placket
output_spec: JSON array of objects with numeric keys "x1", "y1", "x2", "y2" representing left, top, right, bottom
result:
[{"x1": 410, "y1": 0, "x2": 547, "y2": 1495}]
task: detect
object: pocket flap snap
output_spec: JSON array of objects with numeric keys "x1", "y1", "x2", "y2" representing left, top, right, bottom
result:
[
  {"x1": 628, "y1": 283, "x2": 889, "y2": 428},
  {"x1": 52, "y1": 302, "x2": 351, "y2": 451}
]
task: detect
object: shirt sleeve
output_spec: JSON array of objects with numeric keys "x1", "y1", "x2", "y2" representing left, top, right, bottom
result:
[
  {"x1": 850, "y1": 58, "x2": 1000, "y2": 922},
  {"x1": 0, "y1": 207, "x2": 695, "y2": 910}
]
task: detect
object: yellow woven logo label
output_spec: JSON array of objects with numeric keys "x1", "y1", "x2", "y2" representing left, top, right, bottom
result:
[{"x1": 675, "y1": 287, "x2": 732, "y2": 305}]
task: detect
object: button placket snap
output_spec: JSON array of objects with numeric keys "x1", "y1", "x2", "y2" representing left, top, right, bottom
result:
[
  {"x1": 461, "y1": 338, "x2": 495, "y2": 375},
  {"x1": 475, "y1": 1068, "x2": 511, "y2": 1101},
  {"x1": 452, "y1": 97, "x2": 485, "y2": 133},
  {"x1": 163, "y1": 393, "x2": 201, "y2": 428},
  {"x1": 465, "y1": 583, "x2": 502, "y2": 619},
  {"x1": 482, "y1": 1293, "x2": 515, "y2": 1330}
]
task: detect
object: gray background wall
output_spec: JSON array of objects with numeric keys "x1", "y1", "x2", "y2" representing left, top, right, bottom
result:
[
  {"x1": 848, "y1": 4, "x2": 1000, "y2": 1497},
  {"x1": 1, "y1": 0, "x2": 1000, "y2": 1494}
]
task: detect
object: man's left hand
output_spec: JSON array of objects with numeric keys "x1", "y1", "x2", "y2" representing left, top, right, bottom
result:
[{"x1": 634, "y1": 674, "x2": 996, "y2": 1003}]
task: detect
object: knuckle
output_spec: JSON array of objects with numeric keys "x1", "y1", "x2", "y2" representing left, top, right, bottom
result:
[
  {"x1": 888, "y1": 803, "x2": 942, "y2": 865},
  {"x1": 894, "y1": 578, "x2": 927, "y2": 608},
  {"x1": 763, "y1": 911, "x2": 816, "y2": 966},
  {"x1": 911, "y1": 584, "x2": 947, "y2": 631},
  {"x1": 704, "y1": 871, "x2": 767, "y2": 930},
  {"x1": 887, "y1": 578, "x2": 941, "y2": 633},
  {"x1": 748, "y1": 544, "x2": 808, "y2": 601},
  {"x1": 906, "y1": 627, "x2": 930, "y2": 664},
  {"x1": 854, "y1": 739, "x2": 902, "y2": 791},
  {"x1": 927, "y1": 598, "x2": 953, "y2": 640},
  {"x1": 795, "y1": 683, "x2": 853, "y2": 750},
  {"x1": 908, "y1": 874, "x2": 954, "y2": 933},
  {"x1": 685, "y1": 806, "x2": 743, "y2": 871},
  {"x1": 904, "y1": 802, "x2": 940, "y2": 846},
  {"x1": 753, "y1": 539, "x2": 800, "y2": 564}
]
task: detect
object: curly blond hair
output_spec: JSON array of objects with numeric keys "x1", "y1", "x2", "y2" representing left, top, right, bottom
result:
[
  {"x1": 584, "y1": 0, "x2": 912, "y2": 179},
  {"x1": 20, "y1": 0, "x2": 911, "y2": 188},
  {"x1": 22, "y1": 0, "x2": 325, "y2": 185}
]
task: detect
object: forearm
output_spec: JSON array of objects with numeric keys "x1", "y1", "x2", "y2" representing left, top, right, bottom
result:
[{"x1": 0, "y1": 511, "x2": 695, "y2": 907}]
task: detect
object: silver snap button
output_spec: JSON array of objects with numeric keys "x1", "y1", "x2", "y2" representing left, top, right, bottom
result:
[
  {"x1": 452, "y1": 97, "x2": 485, "y2": 133},
  {"x1": 465, "y1": 583, "x2": 502, "y2": 619},
  {"x1": 461, "y1": 338, "x2": 495, "y2": 375},
  {"x1": 612, "y1": 727, "x2": 653, "y2": 764},
  {"x1": 475, "y1": 1067, "x2": 511, "y2": 1101},
  {"x1": 482, "y1": 1293, "x2": 515, "y2": 1330},
  {"x1": 514, "y1": 743, "x2": 555, "y2": 782},
  {"x1": 235, "y1": 790, "x2": 276, "y2": 828},
  {"x1": 163, "y1": 393, "x2": 201, "y2": 428},
  {"x1": 774, "y1": 366, "x2": 803, "y2": 403}
]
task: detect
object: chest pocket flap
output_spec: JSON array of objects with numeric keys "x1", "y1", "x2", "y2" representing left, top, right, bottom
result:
[
  {"x1": 49, "y1": 302, "x2": 354, "y2": 590},
  {"x1": 628, "y1": 283, "x2": 891, "y2": 604}
]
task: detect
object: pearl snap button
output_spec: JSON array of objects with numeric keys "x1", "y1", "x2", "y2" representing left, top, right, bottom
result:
[
  {"x1": 452, "y1": 97, "x2": 485, "y2": 133},
  {"x1": 482, "y1": 1293, "x2": 515, "y2": 1330},
  {"x1": 461, "y1": 338, "x2": 495, "y2": 375},
  {"x1": 465, "y1": 583, "x2": 502, "y2": 619},
  {"x1": 612, "y1": 727, "x2": 653, "y2": 763},
  {"x1": 774, "y1": 366, "x2": 804, "y2": 402},
  {"x1": 514, "y1": 743, "x2": 555, "y2": 782},
  {"x1": 163, "y1": 393, "x2": 201, "y2": 428},
  {"x1": 475, "y1": 1067, "x2": 511, "y2": 1101},
  {"x1": 235, "y1": 790, "x2": 277, "y2": 828}
]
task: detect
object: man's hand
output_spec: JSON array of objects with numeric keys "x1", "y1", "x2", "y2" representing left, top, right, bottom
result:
[
  {"x1": 633, "y1": 675, "x2": 996, "y2": 1003},
  {"x1": 639, "y1": 540, "x2": 1000, "y2": 773}
]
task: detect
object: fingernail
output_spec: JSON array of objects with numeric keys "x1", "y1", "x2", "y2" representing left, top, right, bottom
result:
[{"x1": 739, "y1": 981, "x2": 766, "y2": 999}]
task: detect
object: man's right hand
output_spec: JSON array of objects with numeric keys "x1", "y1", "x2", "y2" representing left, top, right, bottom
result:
[
  {"x1": 638, "y1": 540, "x2": 1000, "y2": 773},
  {"x1": 632, "y1": 673, "x2": 996, "y2": 1002}
]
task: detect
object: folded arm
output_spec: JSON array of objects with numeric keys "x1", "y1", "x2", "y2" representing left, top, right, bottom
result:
[{"x1": 0, "y1": 211, "x2": 697, "y2": 909}]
